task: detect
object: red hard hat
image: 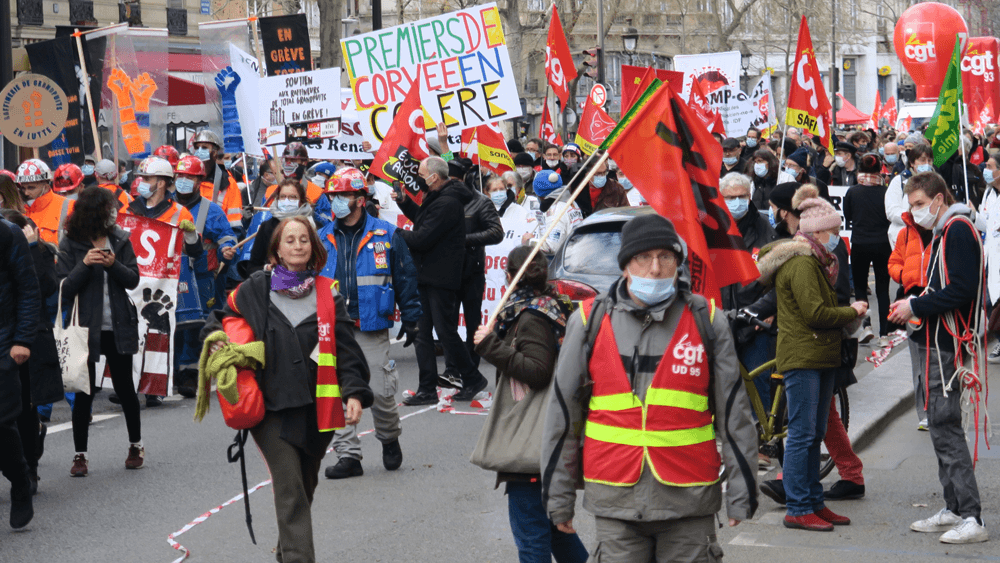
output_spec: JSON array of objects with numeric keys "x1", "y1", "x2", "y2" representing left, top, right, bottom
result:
[
  {"x1": 325, "y1": 167, "x2": 367, "y2": 194},
  {"x1": 0, "y1": 169, "x2": 16, "y2": 184},
  {"x1": 175, "y1": 155, "x2": 206, "y2": 177},
  {"x1": 154, "y1": 145, "x2": 181, "y2": 166},
  {"x1": 53, "y1": 163, "x2": 84, "y2": 193}
]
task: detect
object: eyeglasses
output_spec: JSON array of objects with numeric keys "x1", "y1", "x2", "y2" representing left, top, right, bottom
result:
[{"x1": 632, "y1": 252, "x2": 677, "y2": 268}]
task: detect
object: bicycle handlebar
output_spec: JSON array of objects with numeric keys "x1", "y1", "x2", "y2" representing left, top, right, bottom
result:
[{"x1": 735, "y1": 309, "x2": 775, "y2": 333}]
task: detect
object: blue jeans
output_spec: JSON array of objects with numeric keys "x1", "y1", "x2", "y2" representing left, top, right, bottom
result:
[
  {"x1": 740, "y1": 332, "x2": 773, "y2": 418},
  {"x1": 783, "y1": 368, "x2": 836, "y2": 516},
  {"x1": 506, "y1": 481, "x2": 588, "y2": 563}
]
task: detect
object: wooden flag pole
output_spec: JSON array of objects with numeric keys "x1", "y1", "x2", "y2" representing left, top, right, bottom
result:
[
  {"x1": 73, "y1": 29, "x2": 103, "y2": 161},
  {"x1": 484, "y1": 149, "x2": 610, "y2": 328}
]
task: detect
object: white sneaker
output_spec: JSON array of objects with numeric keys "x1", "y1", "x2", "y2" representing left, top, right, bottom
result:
[
  {"x1": 859, "y1": 325, "x2": 875, "y2": 344},
  {"x1": 989, "y1": 342, "x2": 1000, "y2": 364},
  {"x1": 911, "y1": 508, "x2": 963, "y2": 533},
  {"x1": 917, "y1": 419, "x2": 929, "y2": 431},
  {"x1": 940, "y1": 517, "x2": 989, "y2": 544},
  {"x1": 879, "y1": 335, "x2": 890, "y2": 348}
]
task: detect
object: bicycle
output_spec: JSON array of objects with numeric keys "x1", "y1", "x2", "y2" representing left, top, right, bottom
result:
[{"x1": 735, "y1": 311, "x2": 850, "y2": 480}]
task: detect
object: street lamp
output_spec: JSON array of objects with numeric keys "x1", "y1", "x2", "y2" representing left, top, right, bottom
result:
[
  {"x1": 740, "y1": 42, "x2": 751, "y2": 91},
  {"x1": 622, "y1": 18, "x2": 639, "y2": 60}
]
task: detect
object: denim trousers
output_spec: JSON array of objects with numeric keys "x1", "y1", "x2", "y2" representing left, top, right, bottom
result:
[
  {"x1": 506, "y1": 481, "x2": 588, "y2": 563},
  {"x1": 783, "y1": 368, "x2": 836, "y2": 516}
]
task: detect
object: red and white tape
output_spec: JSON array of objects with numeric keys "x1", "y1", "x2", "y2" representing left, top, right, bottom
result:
[{"x1": 864, "y1": 331, "x2": 909, "y2": 368}]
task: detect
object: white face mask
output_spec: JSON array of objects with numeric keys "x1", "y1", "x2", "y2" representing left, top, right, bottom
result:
[
  {"x1": 911, "y1": 199, "x2": 940, "y2": 229},
  {"x1": 516, "y1": 167, "x2": 533, "y2": 181},
  {"x1": 835, "y1": 155, "x2": 846, "y2": 167},
  {"x1": 106, "y1": 209, "x2": 118, "y2": 228},
  {"x1": 545, "y1": 159, "x2": 560, "y2": 168}
]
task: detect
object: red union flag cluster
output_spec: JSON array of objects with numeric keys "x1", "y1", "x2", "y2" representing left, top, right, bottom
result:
[
  {"x1": 546, "y1": 4, "x2": 577, "y2": 108},
  {"x1": 786, "y1": 16, "x2": 834, "y2": 154}
]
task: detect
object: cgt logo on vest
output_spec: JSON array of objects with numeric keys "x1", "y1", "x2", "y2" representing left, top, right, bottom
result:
[{"x1": 672, "y1": 333, "x2": 706, "y2": 376}]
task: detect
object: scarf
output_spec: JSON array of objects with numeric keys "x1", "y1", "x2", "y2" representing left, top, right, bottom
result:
[
  {"x1": 496, "y1": 285, "x2": 573, "y2": 348},
  {"x1": 794, "y1": 232, "x2": 839, "y2": 285},
  {"x1": 271, "y1": 265, "x2": 316, "y2": 299},
  {"x1": 857, "y1": 172, "x2": 883, "y2": 186}
]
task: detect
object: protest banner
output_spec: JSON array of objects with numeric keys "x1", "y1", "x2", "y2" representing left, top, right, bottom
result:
[
  {"x1": 128, "y1": 28, "x2": 169, "y2": 155},
  {"x1": 259, "y1": 14, "x2": 312, "y2": 76},
  {"x1": 962, "y1": 37, "x2": 1000, "y2": 131},
  {"x1": 0, "y1": 74, "x2": 69, "y2": 150},
  {"x1": 826, "y1": 185, "x2": 852, "y2": 243},
  {"x1": 258, "y1": 67, "x2": 342, "y2": 146},
  {"x1": 93, "y1": 27, "x2": 158, "y2": 159},
  {"x1": 24, "y1": 37, "x2": 87, "y2": 165},
  {"x1": 226, "y1": 44, "x2": 264, "y2": 156},
  {"x1": 117, "y1": 214, "x2": 184, "y2": 396},
  {"x1": 674, "y1": 52, "x2": 777, "y2": 138},
  {"x1": 304, "y1": 88, "x2": 377, "y2": 160},
  {"x1": 340, "y1": 2, "x2": 521, "y2": 146}
]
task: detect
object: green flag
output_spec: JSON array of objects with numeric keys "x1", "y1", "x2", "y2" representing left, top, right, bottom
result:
[{"x1": 924, "y1": 36, "x2": 964, "y2": 168}]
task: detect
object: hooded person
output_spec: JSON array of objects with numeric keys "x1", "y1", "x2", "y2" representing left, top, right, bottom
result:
[
  {"x1": 521, "y1": 171, "x2": 583, "y2": 256},
  {"x1": 767, "y1": 182, "x2": 802, "y2": 239}
]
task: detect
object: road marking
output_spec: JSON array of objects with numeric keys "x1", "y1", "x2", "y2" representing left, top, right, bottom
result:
[
  {"x1": 166, "y1": 404, "x2": 438, "y2": 562},
  {"x1": 48, "y1": 414, "x2": 120, "y2": 434},
  {"x1": 730, "y1": 533, "x2": 773, "y2": 547}
]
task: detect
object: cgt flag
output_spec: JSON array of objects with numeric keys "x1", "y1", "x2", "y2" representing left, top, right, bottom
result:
[
  {"x1": 865, "y1": 90, "x2": 882, "y2": 130},
  {"x1": 370, "y1": 72, "x2": 430, "y2": 203},
  {"x1": 606, "y1": 83, "x2": 758, "y2": 303},
  {"x1": 688, "y1": 77, "x2": 726, "y2": 136},
  {"x1": 574, "y1": 84, "x2": 616, "y2": 154},
  {"x1": 924, "y1": 36, "x2": 964, "y2": 168},
  {"x1": 546, "y1": 4, "x2": 577, "y2": 108},
  {"x1": 882, "y1": 95, "x2": 898, "y2": 128},
  {"x1": 786, "y1": 16, "x2": 834, "y2": 155},
  {"x1": 540, "y1": 97, "x2": 563, "y2": 145}
]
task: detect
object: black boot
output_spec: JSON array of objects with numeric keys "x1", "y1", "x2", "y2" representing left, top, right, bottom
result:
[
  {"x1": 324, "y1": 457, "x2": 363, "y2": 479},
  {"x1": 382, "y1": 440, "x2": 403, "y2": 471},
  {"x1": 10, "y1": 487, "x2": 33, "y2": 529}
]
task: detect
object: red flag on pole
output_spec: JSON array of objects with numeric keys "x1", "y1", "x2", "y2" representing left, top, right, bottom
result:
[
  {"x1": 688, "y1": 77, "x2": 726, "y2": 136},
  {"x1": 785, "y1": 16, "x2": 834, "y2": 155},
  {"x1": 621, "y1": 65, "x2": 684, "y2": 114},
  {"x1": 882, "y1": 95, "x2": 898, "y2": 127},
  {"x1": 540, "y1": 97, "x2": 563, "y2": 145},
  {"x1": 370, "y1": 73, "x2": 429, "y2": 203},
  {"x1": 606, "y1": 84, "x2": 759, "y2": 303},
  {"x1": 574, "y1": 84, "x2": 616, "y2": 154},
  {"x1": 865, "y1": 90, "x2": 882, "y2": 130},
  {"x1": 546, "y1": 4, "x2": 577, "y2": 108}
]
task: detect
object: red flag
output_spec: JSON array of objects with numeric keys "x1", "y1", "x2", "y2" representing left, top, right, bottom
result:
[
  {"x1": 370, "y1": 73, "x2": 429, "y2": 203},
  {"x1": 973, "y1": 98, "x2": 994, "y2": 136},
  {"x1": 865, "y1": 90, "x2": 882, "y2": 130},
  {"x1": 467, "y1": 123, "x2": 515, "y2": 175},
  {"x1": 688, "y1": 77, "x2": 726, "y2": 136},
  {"x1": 574, "y1": 84, "x2": 616, "y2": 154},
  {"x1": 546, "y1": 4, "x2": 577, "y2": 108},
  {"x1": 539, "y1": 97, "x2": 563, "y2": 145},
  {"x1": 606, "y1": 83, "x2": 759, "y2": 303},
  {"x1": 621, "y1": 65, "x2": 684, "y2": 114},
  {"x1": 785, "y1": 16, "x2": 834, "y2": 154},
  {"x1": 882, "y1": 96, "x2": 898, "y2": 127}
]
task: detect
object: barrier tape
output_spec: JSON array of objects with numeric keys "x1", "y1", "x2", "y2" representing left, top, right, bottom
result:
[
  {"x1": 166, "y1": 404, "x2": 437, "y2": 562},
  {"x1": 863, "y1": 330, "x2": 909, "y2": 368}
]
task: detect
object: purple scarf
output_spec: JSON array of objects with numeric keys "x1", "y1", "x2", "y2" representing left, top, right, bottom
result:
[{"x1": 271, "y1": 265, "x2": 316, "y2": 299}]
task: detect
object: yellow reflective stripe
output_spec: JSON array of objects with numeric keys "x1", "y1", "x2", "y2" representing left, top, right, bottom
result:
[
  {"x1": 316, "y1": 384, "x2": 341, "y2": 398},
  {"x1": 578, "y1": 305, "x2": 588, "y2": 327},
  {"x1": 645, "y1": 388, "x2": 709, "y2": 411},
  {"x1": 585, "y1": 421, "x2": 715, "y2": 448},
  {"x1": 708, "y1": 299, "x2": 716, "y2": 323},
  {"x1": 318, "y1": 353, "x2": 337, "y2": 367},
  {"x1": 589, "y1": 392, "x2": 641, "y2": 411}
]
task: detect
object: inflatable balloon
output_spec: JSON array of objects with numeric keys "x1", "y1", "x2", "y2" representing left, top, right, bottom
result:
[{"x1": 893, "y1": 2, "x2": 968, "y2": 102}]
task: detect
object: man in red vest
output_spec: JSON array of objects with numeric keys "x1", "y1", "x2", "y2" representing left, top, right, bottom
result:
[{"x1": 541, "y1": 214, "x2": 758, "y2": 562}]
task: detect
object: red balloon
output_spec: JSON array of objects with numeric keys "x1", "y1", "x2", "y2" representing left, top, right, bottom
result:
[{"x1": 894, "y1": 2, "x2": 968, "y2": 102}]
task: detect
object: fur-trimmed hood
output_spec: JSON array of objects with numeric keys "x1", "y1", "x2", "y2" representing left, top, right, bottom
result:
[{"x1": 755, "y1": 238, "x2": 814, "y2": 287}]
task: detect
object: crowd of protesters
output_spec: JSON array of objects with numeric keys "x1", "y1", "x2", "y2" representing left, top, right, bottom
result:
[{"x1": 1, "y1": 120, "x2": 995, "y2": 559}]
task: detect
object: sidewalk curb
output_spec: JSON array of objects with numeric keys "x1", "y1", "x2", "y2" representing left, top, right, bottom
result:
[{"x1": 847, "y1": 345, "x2": 916, "y2": 453}]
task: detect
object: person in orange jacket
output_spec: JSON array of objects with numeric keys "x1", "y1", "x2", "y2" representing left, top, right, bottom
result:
[
  {"x1": 190, "y1": 130, "x2": 244, "y2": 236},
  {"x1": 18, "y1": 159, "x2": 74, "y2": 246},
  {"x1": 94, "y1": 159, "x2": 132, "y2": 210}
]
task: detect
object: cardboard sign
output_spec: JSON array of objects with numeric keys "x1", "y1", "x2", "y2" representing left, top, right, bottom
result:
[
  {"x1": 0, "y1": 74, "x2": 70, "y2": 148},
  {"x1": 258, "y1": 67, "x2": 342, "y2": 146},
  {"x1": 340, "y1": 2, "x2": 521, "y2": 146},
  {"x1": 259, "y1": 14, "x2": 313, "y2": 76}
]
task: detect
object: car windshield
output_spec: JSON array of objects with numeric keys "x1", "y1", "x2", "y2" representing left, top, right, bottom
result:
[{"x1": 561, "y1": 227, "x2": 623, "y2": 275}]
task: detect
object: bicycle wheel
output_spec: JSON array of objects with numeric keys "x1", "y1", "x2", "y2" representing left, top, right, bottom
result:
[{"x1": 819, "y1": 386, "x2": 850, "y2": 480}]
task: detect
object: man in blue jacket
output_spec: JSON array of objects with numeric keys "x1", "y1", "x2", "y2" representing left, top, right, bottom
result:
[
  {"x1": 0, "y1": 218, "x2": 40, "y2": 528},
  {"x1": 318, "y1": 168, "x2": 421, "y2": 479}
]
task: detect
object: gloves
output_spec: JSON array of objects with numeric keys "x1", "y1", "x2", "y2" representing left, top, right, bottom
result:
[
  {"x1": 397, "y1": 322, "x2": 418, "y2": 348},
  {"x1": 179, "y1": 220, "x2": 199, "y2": 245}
]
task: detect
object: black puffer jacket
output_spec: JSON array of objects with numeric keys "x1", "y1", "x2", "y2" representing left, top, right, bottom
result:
[
  {"x1": 56, "y1": 226, "x2": 140, "y2": 362},
  {"x1": 0, "y1": 220, "x2": 41, "y2": 423},
  {"x1": 462, "y1": 187, "x2": 503, "y2": 281},
  {"x1": 398, "y1": 180, "x2": 469, "y2": 291}
]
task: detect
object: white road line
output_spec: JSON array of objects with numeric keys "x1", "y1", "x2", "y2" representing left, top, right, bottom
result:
[
  {"x1": 48, "y1": 414, "x2": 120, "y2": 434},
  {"x1": 729, "y1": 532, "x2": 774, "y2": 547}
]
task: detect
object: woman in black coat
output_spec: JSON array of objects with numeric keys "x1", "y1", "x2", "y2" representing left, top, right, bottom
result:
[
  {"x1": 203, "y1": 216, "x2": 372, "y2": 563},
  {"x1": 56, "y1": 187, "x2": 141, "y2": 477}
]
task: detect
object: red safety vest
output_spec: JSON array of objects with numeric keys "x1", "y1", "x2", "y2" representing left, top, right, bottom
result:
[
  {"x1": 581, "y1": 299, "x2": 721, "y2": 487},
  {"x1": 315, "y1": 276, "x2": 346, "y2": 432}
]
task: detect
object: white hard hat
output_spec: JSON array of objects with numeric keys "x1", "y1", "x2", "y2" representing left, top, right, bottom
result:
[
  {"x1": 16, "y1": 159, "x2": 52, "y2": 183},
  {"x1": 138, "y1": 156, "x2": 175, "y2": 179}
]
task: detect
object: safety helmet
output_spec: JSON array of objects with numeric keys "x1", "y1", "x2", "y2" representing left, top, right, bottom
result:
[
  {"x1": 53, "y1": 163, "x2": 84, "y2": 193},
  {"x1": 561, "y1": 143, "x2": 582, "y2": 157},
  {"x1": 16, "y1": 159, "x2": 52, "y2": 184},
  {"x1": 175, "y1": 155, "x2": 206, "y2": 177},
  {"x1": 95, "y1": 159, "x2": 118, "y2": 182},
  {"x1": 153, "y1": 144, "x2": 181, "y2": 166},
  {"x1": 325, "y1": 167, "x2": 367, "y2": 194},
  {"x1": 191, "y1": 129, "x2": 223, "y2": 150},
  {"x1": 0, "y1": 169, "x2": 18, "y2": 184},
  {"x1": 282, "y1": 142, "x2": 309, "y2": 160},
  {"x1": 137, "y1": 156, "x2": 175, "y2": 179}
]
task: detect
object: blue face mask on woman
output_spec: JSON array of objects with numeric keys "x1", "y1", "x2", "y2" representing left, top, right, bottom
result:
[
  {"x1": 916, "y1": 163, "x2": 933, "y2": 174},
  {"x1": 592, "y1": 174, "x2": 608, "y2": 188},
  {"x1": 985, "y1": 168, "x2": 995, "y2": 185},
  {"x1": 754, "y1": 162, "x2": 768, "y2": 177},
  {"x1": 823, "y1": 233, "x2": 840, "y2": 252},
  {"x1": 276, "y1": 199, "x2": 299, "y2": 213},
  {"x1": 628, "y1": 271, "x2": 677, "y2": 306},
  {"x1": 490, "y1": 191, "x2": 507, "y2": 207}
]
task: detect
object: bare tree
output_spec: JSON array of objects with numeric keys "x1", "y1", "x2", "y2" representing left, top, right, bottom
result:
[
  {"x1": 317, "y1": 0, "x2": 342, "y2": 69},
  {"x1": 707, "y1": 0, "x2": 765, "y2": 50},
  {"x1": 396, "y1": 0, "x2": 414, "y2": 24}
]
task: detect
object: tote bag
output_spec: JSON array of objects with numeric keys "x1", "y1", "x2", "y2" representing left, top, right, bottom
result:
[{"x1": 54, "y1": 280, "x2": 91, "y2": 394}]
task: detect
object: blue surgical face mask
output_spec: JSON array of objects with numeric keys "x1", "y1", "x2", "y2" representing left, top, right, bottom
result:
[
  {"x1": 81, "y1": 164, "x2": 95, "y2": 176},
  {"x1": 885, "y1": 154, "x2": 898, "y2": 165},
  {"x1": 592, "y1": 174, "x2": 608, "y2": 188},
  {"x1": 746, "y1": 137, "x2": 758, "y2": 148},
  {"x1": 193, "y1": 147, "x2": 211, "y2": 161},
  {"x1": 985, "y1": 168, "x2": 995, "y2": 185},
  {"x1": 137, "y1": 181, "x2": 154, "y2": 199},
  {"x1": 621, "y1": 177, "x2": 634, "y2": 191},
  {"x1": 121, "y1": 170, "x2": 129, "y2": 183},
  {"x1": 916, "y1": 163, "x2": 933, "y2": 174},
  {"x1": 627, "y1": 270, "x2": 677, "y2": 306},
  {"x1": 754, "y1": 162, "x2": 768, "y2": 177},
  {"x1": 175, "y1": 177, "x2": 196, "y2": 194},
  {"x1": 878, "y1": 147, "x2": 885, "y2": 156},
  {"x1": 726, "y1": 197, "x2": 749, "y2": 219},
  {"x1": 331, "y1": 195, "x2": 352, "y2": 218},
  {"x1": 276, "y1": 199, "x2": 299, "y2": 213},
  {"x1": 768, "y1": 207, "x2": 777, "y2": 228},
  {"x1": 490, "y1": 191, "x2": 507, "y2": 207},
  {"x1": 823, "y1": 233, "x2": 840, "y2": 252},
  {"x1": 723, "y1": 156, "x2": 738, "y2": 166}
]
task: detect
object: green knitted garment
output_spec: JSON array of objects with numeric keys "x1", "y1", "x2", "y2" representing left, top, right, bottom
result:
[{"x1": 194, "y1": 330, "x2": 266, "y2": 422}]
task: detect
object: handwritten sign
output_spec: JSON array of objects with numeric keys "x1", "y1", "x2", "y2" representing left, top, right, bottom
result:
[
  {"x1": 258, "y1": 67, "x2": 342, "y2": 146},
  {"x1": 259, "y1": 14, "x2": 313, "y2": 76},
  {"x1": 340, "y1": 2, "x2": 521, "y2": 146},
  {"x1": 0, "y1": 73, "x2": 69, "y2": 148}
]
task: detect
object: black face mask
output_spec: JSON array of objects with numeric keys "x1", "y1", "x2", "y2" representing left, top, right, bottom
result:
[{"x1": 414, "y1": 175, "x2": 429, "y2": 192}]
